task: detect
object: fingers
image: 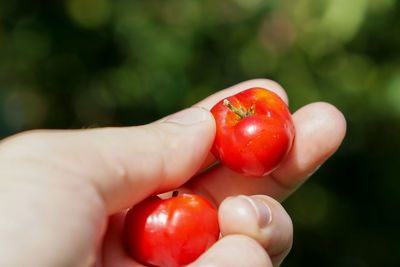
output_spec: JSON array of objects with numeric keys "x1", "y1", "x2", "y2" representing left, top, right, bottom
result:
[
  {"x1": 183, "y1": 102, "x2": 346, "y2": 203},
  {"x1": 271, "y1": 102, "x2": 347, "y2": 195},
  {"x1": 218, "y1": 195, "x2": 293, "y2": 266},
  {"x1": 195, "y1": 78, "x2": 289, "y2": 110},
  {"x1": 102, "y1": 196, "x2": 288, "y2": 267},
  {"x1": 0, "y1": 107, "x2": 215, "y2": 214},
  {"x1": 189, "y1": 235, "x2": 272, "y2": 267}
]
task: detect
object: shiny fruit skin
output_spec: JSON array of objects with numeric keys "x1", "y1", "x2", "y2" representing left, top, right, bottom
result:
[
  {"x1": 211, "y1": 87, "x2": 295, "y2": 177},
  {"x1": 124, "y1": 193, "x2": 220, "y2": 267}
]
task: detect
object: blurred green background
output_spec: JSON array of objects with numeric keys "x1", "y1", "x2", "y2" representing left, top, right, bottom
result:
[{"x1": 1, "y1": 0, "x2": 399, "y2": 266}]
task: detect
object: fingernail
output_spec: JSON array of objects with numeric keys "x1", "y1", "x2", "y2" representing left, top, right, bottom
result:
[
  {"x1": 238, "y1": 195, "x2": 272, "y2": 228},
  {"x1": 166, "y1": 107, "x2": 208, "y2": 125}
]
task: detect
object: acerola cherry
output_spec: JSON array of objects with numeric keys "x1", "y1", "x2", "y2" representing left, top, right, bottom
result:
[
  {"x1": 124, "y1": 192, "x2": 220, "y2": 267},
  {"x1": 211, "y1": 87, "x2": 295, "y2": 177}
]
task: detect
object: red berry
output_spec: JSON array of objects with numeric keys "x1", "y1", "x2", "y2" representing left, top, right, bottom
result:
[
  {"x1": 124, "y1": 193, "x2": 220, "y2": 267},
  {"x1": 211, "y1": 87, "x2": 295, "y2": 177}
]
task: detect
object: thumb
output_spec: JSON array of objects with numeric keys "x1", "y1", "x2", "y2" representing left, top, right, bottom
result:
[{"x1": 0, "y1": 107, "x2": 215, "y2": 214}]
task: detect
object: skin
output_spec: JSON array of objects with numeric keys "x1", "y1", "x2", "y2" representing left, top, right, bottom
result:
[{"x1": 0, "y1": 79, "x2": 346, "y2": 267}]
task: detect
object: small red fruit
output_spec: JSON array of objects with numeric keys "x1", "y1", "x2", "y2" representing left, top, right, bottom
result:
[
  {"x1": 211, "y1": 87, "x2": 295, "y2": 177},
  {"x1": 124, "y1": 192, "x2": 220, "y2": 267}
]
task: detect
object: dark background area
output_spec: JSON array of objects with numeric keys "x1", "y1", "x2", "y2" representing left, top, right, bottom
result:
[{"x1": 1, "y1": 0, "x2": 399, "y2": 266}]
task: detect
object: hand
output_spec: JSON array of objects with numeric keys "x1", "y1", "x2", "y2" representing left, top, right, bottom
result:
[{"x1": 0, "y1": 79, "x2": 346, "y2": 266}]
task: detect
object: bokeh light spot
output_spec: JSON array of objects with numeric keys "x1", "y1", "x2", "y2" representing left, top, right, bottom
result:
[
  {"x1": 259, "y1": 12, "x2": 296, "y2": 53},
  {"x1": 321, "y1": 0, "x2": 367, "y2": 42},
  {"x1": 66, "y1": 0, "x2": 110, "y2": 28},
  {"x1": 12, "y1": 27, "x2": 51, "y2": 63},
  {"x1": 2, "y1": 90, "x2": 47, "y2": 131}
]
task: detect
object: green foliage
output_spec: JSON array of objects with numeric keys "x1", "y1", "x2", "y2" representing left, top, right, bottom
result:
[{"x1": 1, "y1": 0, "x2": 399, "y2": 266}]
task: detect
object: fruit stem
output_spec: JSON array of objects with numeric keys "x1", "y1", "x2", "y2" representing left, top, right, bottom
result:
[
  {"x1": 223, "y1": 99, "x2": 246, "y2": 119},
  {"x1": 172, "y1": 190, "x2": 179, "y2": 197}
]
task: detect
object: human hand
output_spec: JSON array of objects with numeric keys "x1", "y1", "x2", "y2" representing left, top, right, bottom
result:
[{"x1": 0, "y1": 79, "x2": 346, "y2": 266}]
